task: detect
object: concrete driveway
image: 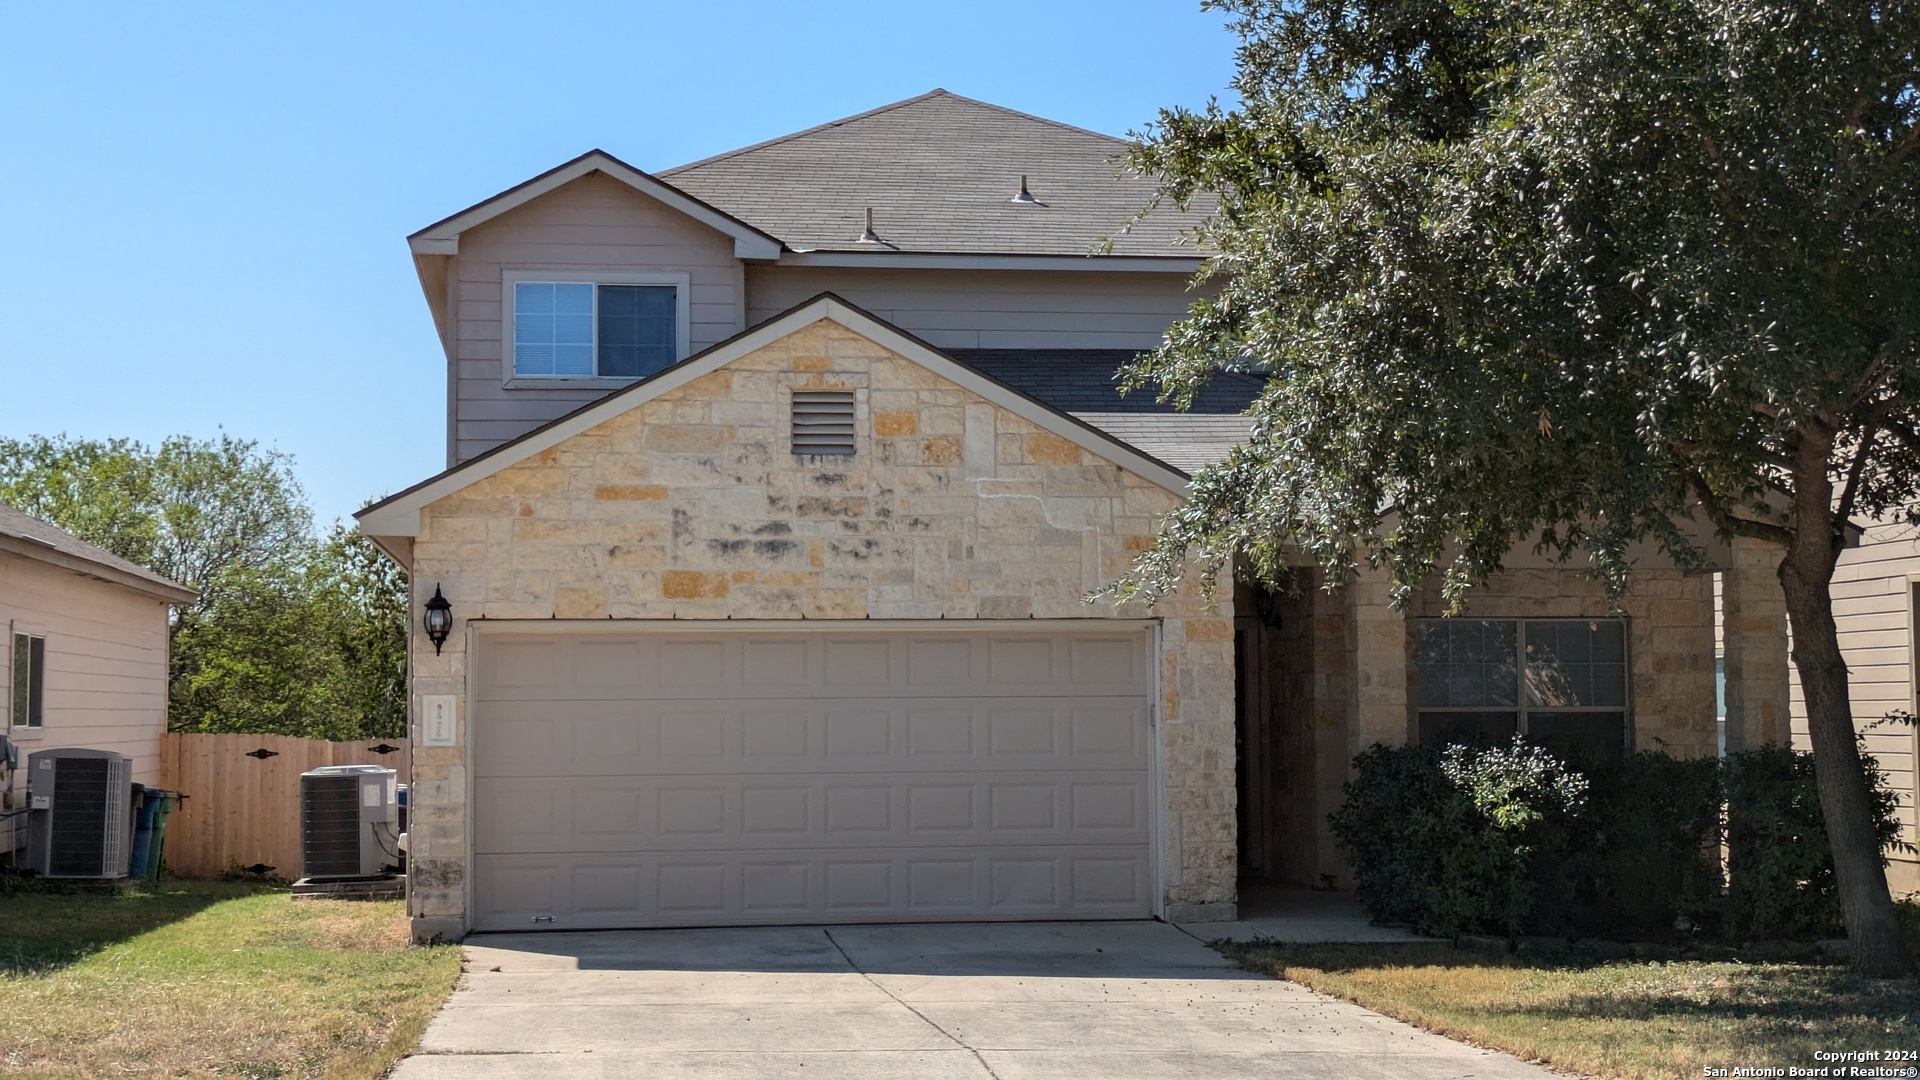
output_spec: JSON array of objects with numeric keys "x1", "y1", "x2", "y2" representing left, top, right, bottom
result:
[{"x1": 390, "y1": 921, "x2": 1551, "y2": 1079}]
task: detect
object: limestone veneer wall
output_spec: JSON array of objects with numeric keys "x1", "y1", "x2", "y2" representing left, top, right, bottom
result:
[{"x1": 403, "y1": 320, "x2": 1237, "y2": 937}]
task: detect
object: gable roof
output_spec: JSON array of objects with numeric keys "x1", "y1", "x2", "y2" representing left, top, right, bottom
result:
[
  {"x1": 358, "y1": 293, "x2": 1195, "y2": 541},
  {"x1": 407, "y1": 149, "x2": 783, "y2": 260},
  {"x1": 661, "y1": 90, "x2": 1209, "y2": 258},
  {"x1": 0, "y1": 503, "x2": 197, "y2": 604}
]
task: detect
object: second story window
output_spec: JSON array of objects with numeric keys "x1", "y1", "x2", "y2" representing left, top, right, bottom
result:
[{"x1": 512, "y1": 280, "x2": 683, "y2": 380}]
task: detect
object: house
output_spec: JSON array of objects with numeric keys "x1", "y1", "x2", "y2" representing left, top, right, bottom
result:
[
  {"x1": 359, "y1": 91, "x2": 1738, "y2": 942},
  {"x1": 0, "y1": 503, "x2": 196, "y2": 859}
]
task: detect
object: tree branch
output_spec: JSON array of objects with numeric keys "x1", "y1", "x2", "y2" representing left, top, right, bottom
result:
[
  {"x1": 1837, "y1": 429, "x2": 1877, "y2": 529},
  {"x1": 1683, "y1": 466, "x2": 1793, "y2": 547}
]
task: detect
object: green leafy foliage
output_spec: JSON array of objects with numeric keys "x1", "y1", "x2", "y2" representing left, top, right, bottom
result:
[
  {"x1": 1436, "y1": 739, "x2": 1589, "y2": 936},
  {"x1": 1335, "y1": 741, "x2": 1906, "y2": 941},
  {"x1": 1321, "y1": 743, "x2": 1455, "y2": 928},
  {"x1": 1553, "y1": 752, "x2": 1725, "y2": 939},
  {"x1": 1118, "y1": 0, "x2": 1920, "y2": 607},
  {"x1": 1725, "y1": 745, "x2": 1911, "y2": 939},
  {"x1": 0, "y1": 435, "x2": 405, "y2": 739},
  {"x1": 1331, "y1": 738, "x2": 1587, "y2": 937},
  {"x1": 1123, "y1": 0, "x2": 1919, "y2": 973}
]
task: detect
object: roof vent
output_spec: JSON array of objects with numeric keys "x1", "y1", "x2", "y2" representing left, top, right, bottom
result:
[
  {"x1": 857, "y1": 207, "x2": 882, "y2": 244},
  {"x1": 792, "y1": 391, "x2": 857, "y2": 456},
  {"x1": 1010, "y1": 175, "x2": 1042, "y2": 205}
]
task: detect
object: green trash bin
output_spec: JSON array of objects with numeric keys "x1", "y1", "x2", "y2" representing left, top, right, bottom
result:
[{"x1": 145, "y1": 790, "x2": 180, "y2": 881}]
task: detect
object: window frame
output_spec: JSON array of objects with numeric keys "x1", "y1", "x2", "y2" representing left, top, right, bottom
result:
[
  {"x1": 502, "y1": 270, "x2": 692, "y2": 388},
  {"x1": 1414, "y1": 616, "x2": 1633, "y2": 744},
  {"x1": 11, "y1": 631, "x2": 45, "y2": 729}
]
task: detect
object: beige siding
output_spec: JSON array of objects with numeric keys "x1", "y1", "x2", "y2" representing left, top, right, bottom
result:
[
  {"x1": 1, "y1": 553, "x2": 173, "y2": 855},
  {"x1": 448, "y1": 171, "x2": 746, "y2": 465},
  {"x1": 1786, "y1": 521, "x2": 1920, "y2": 889},
  {"x1": 746, "y1": 265, "x2": 1197, "y2": 352}
]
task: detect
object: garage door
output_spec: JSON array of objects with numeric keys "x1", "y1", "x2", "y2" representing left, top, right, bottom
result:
[{"x1": 470, "y1": 626, "x2": 1155, "y2": 931}]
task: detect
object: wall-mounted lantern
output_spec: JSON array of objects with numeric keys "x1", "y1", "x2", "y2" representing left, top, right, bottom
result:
[{"x1": 423, "y1": 584, "x2": 453, "y2": 655}]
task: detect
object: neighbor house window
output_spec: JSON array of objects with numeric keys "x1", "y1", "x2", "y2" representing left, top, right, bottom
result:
[
  {"x1": 1416, "y1": 618, "x2": 1628, "y2": 765},
  {"x1": 511, "y1": 280, "x2": 683, "y2": 379},
  {"x1": 11, "y1": 633, "x2": 44, "y2": 728}
]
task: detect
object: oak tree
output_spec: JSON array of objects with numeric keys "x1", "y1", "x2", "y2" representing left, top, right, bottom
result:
[{"x1": 1123, "y1": 0, "x2": 1920, "y2": 973}]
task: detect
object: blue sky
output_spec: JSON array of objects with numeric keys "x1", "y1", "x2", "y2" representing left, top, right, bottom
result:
[{"x1": 0, "y1": 2, "x2": 1235, "y2": 527}]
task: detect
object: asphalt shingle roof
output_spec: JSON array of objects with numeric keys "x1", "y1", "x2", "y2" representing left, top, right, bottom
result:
[
  {"x1": 661, "y1": 90, "x2": 1210, "y2": 258},
  {"x1": 0, "y1": 502, "x2": 195, "y2": 600},
  {"x1": 949, "y1": 349, "x2": 1257, "y2": 473}
]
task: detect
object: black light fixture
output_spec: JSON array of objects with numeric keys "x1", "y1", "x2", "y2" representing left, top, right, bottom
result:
[{"x1": 423, "y1": 584, "x2": 453, "y2": 655}]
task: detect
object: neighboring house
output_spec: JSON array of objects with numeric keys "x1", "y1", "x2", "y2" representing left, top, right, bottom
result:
[
  {"x1": 359, "y1": 90, "x2": 1740, "y2": 942},
  {"x1": 0, "y1": 503, "x2": 196, "y2": 858},
  {"x1": 1776, "y1": 525, "x2": 1920, "y2": 891}
]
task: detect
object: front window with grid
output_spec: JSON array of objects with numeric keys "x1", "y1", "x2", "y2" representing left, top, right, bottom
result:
[
  {"x1": 512, "y1": 282, "x2": 678, "y2": 378},
  {"x1": 1415, "y1": 618, "x2": 1628, "y2": 765}
]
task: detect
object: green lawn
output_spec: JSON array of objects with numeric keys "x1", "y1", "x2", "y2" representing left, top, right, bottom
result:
[
  {"x1": 1223, "y1": 940, "x2": 1920, "y2": 1080},
  {"x1": 0, "y1": 878, "x2": 460, "y2": 1079}
]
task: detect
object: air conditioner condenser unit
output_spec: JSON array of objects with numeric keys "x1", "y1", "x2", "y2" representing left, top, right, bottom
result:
[
  {"x1": 25, "y1": 748, "x2": 134, "y2": 879},
  {"x1": 300, "y1": 765, "x2": 399, "y2": 879}
]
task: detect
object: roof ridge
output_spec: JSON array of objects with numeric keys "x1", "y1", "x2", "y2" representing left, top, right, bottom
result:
[
  {"x1": 661, "y1": 89, "x2": 1126, "y2": 177},
  {"x1": 930, "y1": 91, "x2": 1131, "y2": 147},
  {"x1": 0, "y1": 501, "x2": 195, "y2": 598}
]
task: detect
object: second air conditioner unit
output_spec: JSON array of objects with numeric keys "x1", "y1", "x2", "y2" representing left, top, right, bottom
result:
[{"x1": 24, "y1": 748, "x2": 133, "y2": 879}]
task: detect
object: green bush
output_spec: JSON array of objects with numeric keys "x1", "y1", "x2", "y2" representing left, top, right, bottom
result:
[
  {"x1": 1554, "y1": 752, "x2": 1725, "y2": 939},
  {"x1": 1323, "y1": 744, "x2": 1456, "y2": 929},
  {"x1": 1330, "y1": 737, "x2": 1586, "y2": 938},
  {"x1": 1332, "y1": 739, "x2": 1906, "y2": 942},
  {"x1": 1723, "y1": 744, "x2": 1908, "y2": 940}
]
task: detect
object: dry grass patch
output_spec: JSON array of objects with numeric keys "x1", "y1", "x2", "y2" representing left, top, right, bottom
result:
[
  {"x1": 0, "y1": 879, "x2": 459, "y2": 1079},
  {"x1": 1222, "y1": 940, "x2": 1920, "y2": 1080}
]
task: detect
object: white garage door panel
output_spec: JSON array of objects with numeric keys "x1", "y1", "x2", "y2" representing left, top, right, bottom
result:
[
  {"x1": 477, "y1": 632, "x2": 1149, "y2": 701},
  {"x1": 475, "y1": 772, "x2": 1149, "y2": 853},
  {"x1": 472, "y1": 627, "x2": 1154, "y2": 931},
  {"x1": 475, "y1": 848, "x2": 1151, "y2": 928},
  {"x1": 473, "y1": 698, "x2": 1148, "y2": 777}
]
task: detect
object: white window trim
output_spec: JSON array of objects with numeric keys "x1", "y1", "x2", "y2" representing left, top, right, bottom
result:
[{"x1": 502, "y1": 269, "x2": 692, "y2": 388}]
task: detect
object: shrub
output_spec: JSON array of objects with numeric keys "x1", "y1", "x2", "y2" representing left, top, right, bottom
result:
[
  {"x1": 1549, "y1": 752, "x2": 1724, "y2": 939},
  {"x1": 1325, "y1": 743, "x2": 1455, "y2": 929},
  {"x1": 1435, "y1": 739, "x2": 1589, "y2": 937},
  {"x1": 1723, "y1": 743, "x2": 1908, "y2": 940},
  {"x1": 1332, "y1": 739, "x2": 1906, "y2": 942},
  {"x1": 1330, "y1": 738, "x2": 1586, "y2": 938}
]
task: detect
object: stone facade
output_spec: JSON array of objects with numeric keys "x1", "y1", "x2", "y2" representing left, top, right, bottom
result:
[
  {"x1": 1722, "y1": 534, "x2": 1791, "y2": 751},
  {"x1": 1241, "y1": 559, "x2": 1717, "y2": 890},
  {"x1": 401, "y1": 319, "x2": 1237, "y2": 939}
]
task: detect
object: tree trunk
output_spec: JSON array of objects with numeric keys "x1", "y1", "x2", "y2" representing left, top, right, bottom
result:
[{"x1": 1778, "y1": 439, "x2": 1913, "y2": 977}]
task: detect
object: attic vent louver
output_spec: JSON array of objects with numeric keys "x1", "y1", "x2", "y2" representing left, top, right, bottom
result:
[{"x1": 792, "y1": 391, "x2": 857, "y2": 456}]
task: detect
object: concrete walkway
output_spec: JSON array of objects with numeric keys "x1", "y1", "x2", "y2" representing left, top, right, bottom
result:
[
  {"x1": 1176, "y1": 886, "x2": 1432, "y2": 945},
  {"x1": 390, "y1": 921, "x2": 1549, "y2": 1079}
]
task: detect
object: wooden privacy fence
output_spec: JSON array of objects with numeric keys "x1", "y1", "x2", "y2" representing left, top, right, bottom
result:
[{"x1": 159, "y1": 732, "x2": 410, "y2": 879}]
